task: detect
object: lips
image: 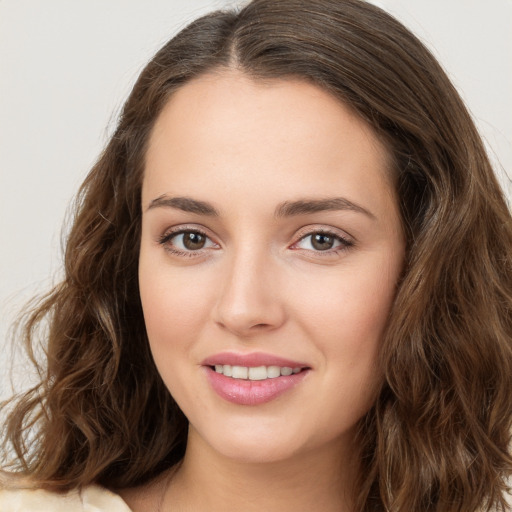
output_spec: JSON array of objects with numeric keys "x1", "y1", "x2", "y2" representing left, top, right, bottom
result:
[
  {"x1": 202, "y1": 352, "x2": 311, "y2": 406},
  {"x1": 202, "y1": 351, "x2": 309, "y2": 369}
]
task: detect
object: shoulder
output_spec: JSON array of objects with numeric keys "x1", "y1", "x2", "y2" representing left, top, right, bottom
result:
[{"x1": 0, "y1": 480, "x2": 132, "y2": 512}]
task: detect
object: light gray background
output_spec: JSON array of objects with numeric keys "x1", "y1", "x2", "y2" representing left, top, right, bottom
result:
[{"x1": 1, "y1": 0, "x2": 511, "y2": 401}]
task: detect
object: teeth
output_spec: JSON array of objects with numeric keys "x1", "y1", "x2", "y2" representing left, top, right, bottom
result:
[
  {"x1": 248, "y1": 366, "x2": 267, "y2": 380},
  {"x1": 231, "y1": 366, "x2": 248, "y2": 379},
  {"x1": 267, "y1": 366, "x2": 281, "y2": 378},
  {"x1": 213, "y1": 365, "x2": 304, "y2": 380}
]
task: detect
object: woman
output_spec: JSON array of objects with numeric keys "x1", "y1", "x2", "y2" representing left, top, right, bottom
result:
[{"x1": 1, "y1": 0, "x2": 511, "y2": 510}]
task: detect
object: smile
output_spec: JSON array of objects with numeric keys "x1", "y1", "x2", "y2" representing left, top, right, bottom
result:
[
  {"x1": 202, "y1": 352, "x2": 311, "y2": 405},
  {"x1": 213, "y1": 365, "x2": 303, "y2": 380}
]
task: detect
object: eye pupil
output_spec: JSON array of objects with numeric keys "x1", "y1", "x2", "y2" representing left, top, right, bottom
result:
[
  {"x1": 183, "y1": 232, "x2": 206, "y2": 250},
  {"x1": 311, "y1": 233, "x2": 334, "y2": 251}
]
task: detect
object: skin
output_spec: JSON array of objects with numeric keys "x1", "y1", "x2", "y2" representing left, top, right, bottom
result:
[{"x1": 130, "y1": 70, "x2": 405, "y2": 511}]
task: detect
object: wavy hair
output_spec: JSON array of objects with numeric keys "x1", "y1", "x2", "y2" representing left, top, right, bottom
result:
[{"x1": 2, "y1": 1, "x2": 511, "y2": 510}]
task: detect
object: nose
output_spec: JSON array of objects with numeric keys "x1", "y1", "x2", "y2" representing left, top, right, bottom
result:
[{"x1": 212, "y1": 249, "x2": 287, "y2": 337}]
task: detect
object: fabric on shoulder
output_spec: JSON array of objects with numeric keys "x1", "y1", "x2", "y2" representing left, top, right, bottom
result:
[{"x1": 0, "y1": 484, "x2": 132, "y2": 512}]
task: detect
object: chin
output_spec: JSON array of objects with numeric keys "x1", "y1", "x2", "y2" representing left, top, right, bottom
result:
[
  {"x1": 188, "y1": 414, "x2": 351, "y2": 467},
  {"x1": 208, "y1": 434, "x2": 308, "y2": 465}
]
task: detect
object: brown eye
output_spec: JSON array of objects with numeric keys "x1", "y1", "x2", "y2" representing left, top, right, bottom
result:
[
  {"x1": 181, "y1": 231, "x2": 206, "y2": 250},
  {"x1": 160, "y1": 229, "x2": 216, "y2": 253},
  {"x1": 293, "y1": 230, "x2": 353, "y2": 253},
  {"x1": 311, "y1": 233, "x2": 335, "y2": 251}
]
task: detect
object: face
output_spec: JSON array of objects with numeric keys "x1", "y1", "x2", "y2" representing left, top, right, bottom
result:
[{"x1": 139, "y1": 70, "x2": 405, "y2": 464}]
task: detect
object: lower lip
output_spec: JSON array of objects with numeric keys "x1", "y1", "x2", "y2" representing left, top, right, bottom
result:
[{"x1": 205, "y1": 367, "x2": 309, "y2": 406}]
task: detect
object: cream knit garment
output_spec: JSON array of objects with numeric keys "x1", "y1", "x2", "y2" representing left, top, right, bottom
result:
[{"x1": 0, "y1": 484, "x2": 132, "y2": 511}]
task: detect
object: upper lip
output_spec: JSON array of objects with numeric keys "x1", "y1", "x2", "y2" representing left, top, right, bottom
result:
[{"x1": 201, "y1": 352, "x2": 310, "y2": 368}]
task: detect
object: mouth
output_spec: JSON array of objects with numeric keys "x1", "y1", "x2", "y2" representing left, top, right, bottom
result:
[
  {"x1": 209, "y1": 364, "x2": 306, "y2": 380},
  {"x1": 202, "y1": 353, "x2": 311, "y2": 406}
]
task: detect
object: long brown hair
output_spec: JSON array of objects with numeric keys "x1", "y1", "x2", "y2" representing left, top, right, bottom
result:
[{"x1": 2, "y1": 1, "x2": 511, "y2": 510}]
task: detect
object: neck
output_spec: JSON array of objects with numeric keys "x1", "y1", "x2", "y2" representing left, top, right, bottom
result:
[{"x1": 162, "y1": 428, "x2": 358, "y2": 512}]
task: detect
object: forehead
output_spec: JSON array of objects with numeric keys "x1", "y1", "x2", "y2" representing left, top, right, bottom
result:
[
  {"x1": 147, "y1": 70, "x2": 387, "y2": 157},
  {"x1": 143, "y1": 70, "x2": 395, "y2": 217}
]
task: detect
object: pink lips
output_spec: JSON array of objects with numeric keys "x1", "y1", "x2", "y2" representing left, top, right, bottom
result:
[{"x1": 202, "y1": 352, "x2": 310, "y2": 406}]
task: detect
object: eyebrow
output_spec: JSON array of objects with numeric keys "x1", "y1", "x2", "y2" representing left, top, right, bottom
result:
[
  {"x1": 275, "y1": 197, "x2": 376, "y2": 220},
  {"x1": 147, "y1": 195, "x2": 219, "y2": 216},
  {"x1": 146, "y1": 195, "x2": 375, "y2": 220}
]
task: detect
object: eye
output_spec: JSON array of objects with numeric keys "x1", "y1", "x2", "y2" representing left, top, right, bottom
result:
[
  {"x1": 174, "y1": 231, "x2": 208, "y2": 250},
  {"x1": 159, "y1": 229, "x2": 218, "y2": 254},
  {"x1": 293, "y1": 231, "x2": 353, "y2": 252}
]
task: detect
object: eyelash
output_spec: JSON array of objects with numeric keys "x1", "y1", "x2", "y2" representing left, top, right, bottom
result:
[
  {"x1": 158, "y1": 227, "x2": 215, "y2": 257},
  {"x1": 157, "y1": 227, "x2": 354, "y2": 257},
  {"x1": 291, "y1": 229, "x2": 354, "y2": 256}
]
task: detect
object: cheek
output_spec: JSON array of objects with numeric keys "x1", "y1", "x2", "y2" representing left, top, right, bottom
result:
[
  {"x1": 302, "y1": 263, "x2": 398, "y2": 427},
  {"x1": 138, "y1": 252, "x2": 216, "y2": 372},
  {"x1": 138, "y1": 268, "x2": 212, "y2": 409},
  {"x1": 293, "y1": 258, "x2": 398, "y2": 346},
  {"x1": 140, "y1": 276, "x2": 200, "y2": 342},
  {"x1": 289, "y1": 254, "x2": 401, "y2": 405}
]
